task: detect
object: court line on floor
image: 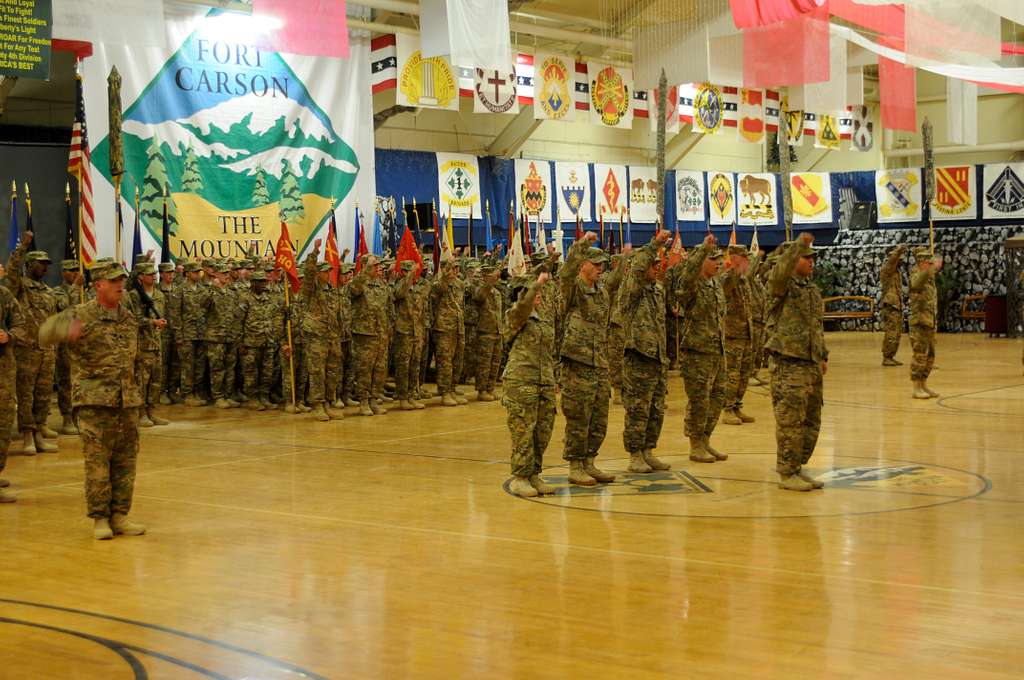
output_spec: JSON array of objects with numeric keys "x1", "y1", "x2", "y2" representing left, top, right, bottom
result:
[
  {"x1": 935, "y1": 383, "x2": 1024, "y2": 416},
  {"x1": 122, "y1": 491, "x2": 1024, "y2": 604}
]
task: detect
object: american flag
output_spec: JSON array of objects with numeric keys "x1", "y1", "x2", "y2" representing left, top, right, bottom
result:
[{"x1": 67, "y1": 69, "x2": 96, "y2": 265}]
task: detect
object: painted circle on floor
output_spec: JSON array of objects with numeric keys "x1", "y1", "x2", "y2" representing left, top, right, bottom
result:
[{"x1": 503, "y1": 454, "x2": 991, "y2": 518}]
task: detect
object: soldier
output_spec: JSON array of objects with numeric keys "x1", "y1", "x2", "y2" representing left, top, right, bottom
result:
[
  {"x1": 766, "y1": 234, "x2": 829, "y2": 491},
  {"x1": 349, "y1": 254, "x2": 391, "y2": 415},
  {"x1": 460, "y1": 261, "x2": 481, "y2": 386},
  {"x1": 300, "y1": 247, "x2": 345, "y2": 422},
  {"x1": 281, "y1": 268, "x2": 311, "y2": 414},
  {"x1": 158, "y1": 261, "x2": 181, "y2": 403},
  {"x1": 431, "y1": 257, "x2": 467, "y2": 406},
  {"x1": 673, "y1": 234, "x2": 728, "y2": 463},
  {"x1": 408, "y1": 262, "x2": 431, "y2": 408},
  {"x1": 239, "y1": 270, "x2": 278, "y2": 410},
  {"x1": 177, "y1": 262, "x2": 207, "y2": 406},
  {"x1": 5, "y1": 233, "x2": 59, "y2": 454},
  {"x1": 0, "y1": 283, "x2": 26, "y2": 501},
  {"x1": 392, "y1": 260, "x2": 423, "y2": 410},
  {"x1": 502, "y1": 271, "x2": 557, "y2": 497},
  {"x1": 337, "y1": 262, "x2": 359, "y2": 407},
  {"x1": 720, "y1": 244, "x2": 756, "y2": 426},
  {"x1": 40, "y1": 261, "x2": 147, "y2": 539},
  {"x1": 473, "y1": 264, "x2": 503, "y2": 402},
  {"x1": 202, "y1": 264, "x2": 240, "y2": 409},
  {"x1": 607, "y1": 250, "x2": 632, "y2": 404},
  {"x1": 617, "y1": 230, "x2": 673, "y2": 473},
  {"x1": 880, "y1": 245, "x2": 908, "y2": 366},
  {"x1": 54, "y1": 259, "x2": 84, "y2": 435},
  {"x1": 127, "y1": 262, "x2": 169, "y2": 427},
  {"x1": 559, "y1": 233, "x2": 616, "y2": 485},
  {"x1": 747, "y1": 251, "x2": 768, "y2": 386},
  {"x1": 909, "y1": 247, "x2": 941, "y2": 399}
]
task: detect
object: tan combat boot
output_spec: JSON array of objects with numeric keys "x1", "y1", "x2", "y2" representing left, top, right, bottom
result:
[
  {"x1": 20, "y1": 432, "x2": 36, "y2": 456},
  {"x1": 882, "y1": 357, "x2": 901, "y2": 366},
  {"x1": 344, "y1": 397, "x2": 361, "y2": 407},
  {"x1": 799, "y1": 471, "x2": 825, "y2": 489},
  {"x1": 297, "y1": 403, "x2": 313, "y2": 413},
  {"x1": 721, "y1": 409, "x2": 743, "y2": 425},
  {"x1": 584, "y1": 457, "x2": 616, "y2": 482},
  {"x1": 912, "y1": 380, "x2": 930, "y2": 399},
  {"x1": 454, "y1": 393, "x2": 468, "y2": 405},
  {"x1": 327, "y1": 406, "x2": 345, "y2": 420},
  {"x1": 922, "y1": 381, "x2": 940, "y2": 398},
  {"x1": 59, "y1": 416, "x2": 79, "y2": 435},
  {"x1": 688, "y1": 436, "x2": 715, "y2": 463},
  {"x1": 284, "y1": 403, "x2": 298, "y2": 414},
  {"x1": 247, "y1": 400, "x2": 265, "y2": 411},
  {"x1": 400, "y1": 399, "x2": 415, "y2": 410},
  {"x1": 314, "y1": 404, "x2": 330, "y2": 422},
  {"x1": 33, "y1": 432, "x2": 57, "y2": 453},
  {"x1": 40, "y1": 424, "x2": 60, "y2": 439},
  {"x1": 477, "y1": 391, "x2": 494, "y2": 402},
  {"x1": 735, "y1": 408, "x2": 755, "y2": 423},
  {"x1": 359, "y1": 401, "x2": 374, "y2": 416},
  {"x1": 529, "y1": 474, "x2": 556, "y2": 494},
  {"x1": 627, "y1": 452, "x2": 653, "y2": 473},
  {"x1": 370, "y1": 400, "x2": 387, "y2": 415},
  {"x1": 214, "y1": 398, "x2": 233, "y2": 409},
  {"x1": 0, "y1": 488, "x2": 17, "y2": 503},
  {"x1": 332, "y1": 398, "x2": 344, "y2": 409},
  {"x1": 441, "y1": 393, "x2": 458, "y2": 407},
  {"x1": 642, "y1": 449, "x2": 671, "y2": 471},
  {"x1": 139, "y1": 412, "x2": 155, "y2": 427},
  {"x1": 94, "y1": 518, "x2": 113, "y2": 540},
  {"x1": 703, "y1": 437, "x2": 728, "y2": 461},
  {"x1": 111, "y1": 513, "x2": 146, "y2": 536},
  {"x1": 184, "y1": 395, "x2": 207, "y2": 407},
  {"x1": 148, "y1": 410, "x2": 170, "y2": 426},
  {"x1": 509, "y1": 476, "x2": 539, "y2": 497},
  {"x1": 411, "y1": 396, "x2": 426, "y2": 409},
  {"x1": 778, "y1": 473, "x2": 814, "y2": 491},
  {"x1": 159, "y1": 393, "x2": 172, "y2": 405},
  {"x1": 568, "y1": 459, "x2": 598, "y2": 486}
]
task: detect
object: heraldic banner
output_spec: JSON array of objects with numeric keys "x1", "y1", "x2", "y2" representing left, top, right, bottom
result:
[
  {"x1": 931, "y1": 165, "x2": 977, "y2": 221},
  {"x1": 675, "y1": 170, "x2": 705, "y2": 222},
  {"x1": 555, "y1": 161, "x2": 590, "y2": 222},
  {"x1": 437, "y1": 152, "x2": 483, "y2": 219},
  {"x1": 707, "y1": 172, "x2": 737, "y2": 225},
  {"x1": 514, "y1": 158, "x2": 554, "y2": 223},
  {"x1": 593, "y1": 164, "x2": 628, "y2": 218},
  {"x1": 790, "y1": 172, "x2": 833, "y2": 225},
  {"x1": 982, "y1": 162, "x2": 1024, "y2": 220},
  {"x1": 627, "y1": 166, "x2": 659, "y2": 223},
  {"x1": 396, "y1": 33, "x2": 459, "y2": 111},
  {"x1": 588, "y1": 62, "x2": 633, "y2": 129},
  {"x1": 533, "y1": 52, "x2": 576, "y2": 122},
  {"x1": 875, "y1": 168, "x2": 923, "y2": 223},
  {"x1": 736, "y1": 172, "x2": 777, "y2": 227},
  {"x1": 473, "y1": 65, "x2": 519, "y2": 115},
  {"x1": 86, "y1": 8, "x2": 376, "y2": 263}
]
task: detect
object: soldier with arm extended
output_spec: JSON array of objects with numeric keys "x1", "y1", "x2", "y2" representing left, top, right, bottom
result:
[
  {"x1": 391, "y1": 260, "x2": 420, "y2": 409},
  {"x1": 909, "y1": 248, "x2": 941, "y2": 398},
  {"x1": 765, "y1": 233, "x2": 829, "y2": 491},
  {"x1": 54, "y1": 259, "x2": 84, "y2": 434},
  {"x1": 471, "y1": 264, "x2": 503, "y2": 402},
  {"x1": 348, "y1": 253, "x2": 389, "y2": 416},
  {"x1": 431, "y1": 257, "x2": 466, "y2": 406},
  {"x1": 880, "y1": 245, "x2": 908, "y2": 366},
  {"x1": 300, "y1": 243, "x2": 345, "y2": 421},
  {"x1": 720, "y1": 245, "x2": 756, "y2": 426},
  {"x1": 606, "y1": 247, "x2": 632, "y2": 404}
]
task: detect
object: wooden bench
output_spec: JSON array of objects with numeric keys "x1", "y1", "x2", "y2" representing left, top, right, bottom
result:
[
  {"x1": 961, "y1": 294, "x2": 986, "y2": 321},
  {"x1": 822, "y1": 295, "x2": 876, "y2": 321}
]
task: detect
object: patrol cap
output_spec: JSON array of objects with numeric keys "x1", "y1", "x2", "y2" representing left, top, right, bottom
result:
[
  {"x1": 479, "y1": 264, "x2": 497, "y2": 274},
  {"x1": 706, "y1": 248, "x2": 724, "y2": 260},
  {"x1": 796, "y1": 241, "x2": 816, "y2": 258},
  {"x1": 465, "y1": 260, "x2": 481, "y2": 269},
  {"x1": 201, "y1": 258, "x2": 215, "y2": 268},
  {"x1": 361, "y1": 254, "x2": 379, "y2": 268},
  {"x1": 158, "y1": 262, "x2": 175, "y2": 273},
  {"x1": 913, "y1": 247, "x2": 933, "y2": 263},
  {"x1": 340, "y1": 263, "x2": 355, "y2": 274},
  {"x1": 89, "y1": 257, "x2": 115, "y2": 270},
  {"x1": 585, "y1": 247, "x2": 610, "y2": 265},
  {"x1": 529, "y1": 252, "x2": 547, "y2": 266},
  {"x1": 93, "y1": 262, "x2": 128, "y2": 280},
  {"x1": 135, "y1": 262, "x2": 158, "y2": 275},
  {"x1": 183, "y1": 261, "x2": 201, "y2": 273},
  {"x1": 263, "y1": 262, "x2": 276, "y2": 273},
  {"x1": 61, "y1": 259, "x2": 79, "y2": 271},
  {"x1": 214, "y1": 263, "x2": 230, "y2": 273},
  {"x1": 726, "y1": 244, "x2": 749, "y2": 257},
  {"x1": 25, "y1": 250, "x2": 51, "y2": 263},
  {"x1": 398, "y1": 260, "x2": 415, "y2": 271},
  {"x1": 250, "y1": 269, "x2": 268, "y2": 281},
  {"x1": 317, "y1": 262, "x2": 332, "y2": 272}
]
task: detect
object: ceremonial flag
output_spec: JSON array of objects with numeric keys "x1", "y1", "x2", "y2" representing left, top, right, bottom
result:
[
  {"x1": 352, "y1": 204, "x2": 362, "y2": 262},
  {"x1": 354, "y1": 208, "x2": 370, "y2": 270},
  {"x1": 729, "y1": 222, "x2": 737, "y2": 246},
  {"x1": 536, "y1": 212, "x2": 547, "y2": 251},
  {"x1": 274, "y1": 221, "x2": 301, "y2": 293},
  {"x1": 575, "y1": 214, "x2": 583, "y2": 241},
  {"x1": 67, "y1": 69, "x2": 96, "y2": 265},
  {"x1": 371, "y1": 206, "x2": 383, "y2": 256},
  {"x1": 115, "y1": 193, "x2": 125, "y2": 266},
  {"x1": 485, "y1": 200, "x2": 494, "y2": 253},
  {"x1": 160, "y1": 186, "x2": 172, "y2": 264},
  {"x1": 751, "y1": 225, "x2": 760, "y2": 254},
  {"x1": 326, "y1": 207, "x2": 341, "y2": 287},
  {"x1": 667, "y1": 230, "x2": 684, "y2": 269},
  {"x1": 394, "y1": 223, "x2": 424, "y2": 278},
  {"x1": 446, "y1": 209, "x2": 455, "y2": 253},
  {"x1": 599, "y1": 208, "x2": 605, "y2": 248},
  {"x1": 7, "y1": 182, "x2": 18, "y2": 256},
  {"x1": 131, "y1": 189, "x2": 142, "y2": 265},
  {"x1": 467, "y1": 203, "x2": 474, "y2": 255},
  {"x1": 64, "y1": 183, "x2": 77, "y2": 261},
  {"x1": 507, "y1": 201, "x2": 515, "y2": 253},
  {"x1": 506, "y1": 227, "x2": 526, "y2": 276},
  {"x1": 432, "y1": 202, "x2": 441, "y2": 273}
]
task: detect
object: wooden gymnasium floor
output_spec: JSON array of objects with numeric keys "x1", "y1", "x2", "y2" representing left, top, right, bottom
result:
[{"x1": 1, "y1": 332, "x2": 1023, "y2": 679}]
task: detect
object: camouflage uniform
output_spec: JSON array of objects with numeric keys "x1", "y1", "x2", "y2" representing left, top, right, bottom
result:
[
  {"x1": 430, "y1": 262, "x2": 465, "y2": 400},
  {"x1": 880, "y1": 246, "x2": 906, "y2": 363},
  {"x1": 909, "y1": 249, "x2": 938, "y2": 382},
  {"x1": 158, "y1": 264, "x2": 181, "y2": 400},
  {"x1": 472, "y1": 270, "x2": 503, "y2": 397},
  {"x1": 126, "y1": 266, "x2": 167, "y2": 411},
  {"x1": 177, "y1": 267, "x2": 207, "y2": 401},
  {"x1": 348, "y1": 261, "x2": 391, "y2": 407},
  {"x1": 301, "y1": 258, "x2": 341, "y2": 410},
  {"x1": 675, "y1": 243, "x2": 727, "y2": 442},
  {"x1": 558, "y1": 239, "x2": 611, "y2": 463},
  {"x1": 765, "y1": 241, "x2": 829, "y2": 479},
  {"x1": 606, "y1": 253, "x2": 630, "y2": 395},
  {"x1": 240, "y1": 272, "x2": 279, "y2": 404},
  {"x1": 227, "y1": 268, "x2": 250, "y2": 399},
  {"x1": 53, "y1": 260, "x2": 84, "y2": 424},
  {"x1": 40, "y1": 263, "x2": 143, "y2": 521},
  {"x1": 0, "y1": 287, "x2": 26, "y2": 475},
  {"x1": 460, "y1": 265, "x2": 480, "y2": 384},
  {"x1": 617, "y1": 241, "x2": 669, "y2": 456},
  {"x1": 721, "y1": 246, "x2": 755, "y2": 417},
  {"x1": 392, "y1": 263, "x2": 423, "y2": 403},
  {"x1": 5, "y1": 245, "x2": 59, "y2": 437},
  {"x1": 502, "y1": 278, "x2": 557, "y2": 480},
  {"x1": 334, "y1": 275, "x2": 353, "y2": 405},
  {"x1": 200, "y1": 267, "x2": 238, "y2": 403},
  {"x1": 280, "y1": 277, "x2": 308, "y2": 407},
  {"x1": 748, "y1": 253, "x2": 768, "y2": 380}
]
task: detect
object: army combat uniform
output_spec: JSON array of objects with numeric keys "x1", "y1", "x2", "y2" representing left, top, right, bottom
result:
[
  {"x1": 880, "y1": 245, "x2": 907, "y2": 366},
  {"x1": 126, "y1": 262, "x2": 169, "y2": 427},
  {"x1": 0, "y1": 286, "x2": 26, "y2": 502},
  {"x1": 177, "y1": 264, "x2": 208, "y2": 405},
  {"x1": 720, "y1": 245, "x2": 756, "y2": 425},
  {"x1": 909, "y1": 248, "x2": 939, "y2": 398},
  {"x1": 201, "y1": 265, "x2": 240, "y2": 408},
  {"x1": 240, "y1": 270, "x2": 279, "y2": 409},
  {"x1": 301, "y1": 258, "x2": 344, "y2": 421},
  {"x1": 472, "y1": 267, "x2": 503, "y2": 401},
  {"x1": 431, "y1": 261, "x2": 467, "y2": 406},
  {"x1": 54, "y1": 259, "x2": 84, "y2": 434}
]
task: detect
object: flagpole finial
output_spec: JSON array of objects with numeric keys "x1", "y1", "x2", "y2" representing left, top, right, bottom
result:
[
  {"x1": 331, "y1": 196, "x2": 336, "y2": 208},
  {"x1": 65, "y1": 182, "x2": 71, "y2": 199},
  {"x1": 24, "y1": 182, "x2": 30, "y2": 197},
  {"x1": 10, "y1": 180, "x2": 15, "y2": 193}
]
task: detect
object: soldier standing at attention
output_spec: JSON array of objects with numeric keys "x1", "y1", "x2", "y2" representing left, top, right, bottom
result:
[
  {"x1": 158, "y1": 262, "x2": 181, "y2": 403},
  {"x1": 766, "y1": 234, "x2": 828, "y2": 492},
  {"x1": 502, "y1": 271, "x2": 557, "y2": 497},
  {"x1": 391, "y1": 261, "x2": 421, "y2": 410},
  {"x1": 127, "y1": 262, "x2": 169, "y2": 427},
  {"x1": 720, "y1": 244, "x2": 756, "y2": 426},
  {"x1": 617, "y1": 230, "x2": 674, "y2": 473},
  {"x1": 747, "y1": 251, "x2": 768, "y2": 386},
  {"x1": 472, "y1": 264, "x2": 503, "y2": 402},
  {"x1": 606, "y1": 251, "x2": 630, "y2": 404},
  {"x1": 880, "y1": 245, "x2": 908, "y2": 366},
  {"x1": 675, "y1": 234, "x2": 728, "y2": 463},
  {"x1": 460, "y1": 261, "x2": 481, "y2": 387},
  {"x1": 202, "y1": 264, "x2": 240, "y2": 409},
  {"x1": 348, "y1": 253, "x2": 391, "y2": 416},
  {"x1": 431, "y1": 258, "x2": 467, "y2": 406},
  {"x1": 178, "y1": 262, "x2": 207, "y2": 406},
  {"x1": 282, "y1": 268, "x2": 310, "y2": 414},
  {"x1": 909, "y1": 247, "x2": 941, "y2": 399},
  {"x1": 40, "y1": 261, "x2": 147, "y2": 539},
  {"x1": 559, "y1": 233, "x2": 616, "y2": 486},
  {"x1": 0, "y1": 284, "x2": 26, "y2": 501},
  {"x1": 5, "y1": 233, "x2": 59, "y2": 454},
  {"x1": 300, "y1": 245, "x2": 344, "y2": 421},
  {"x1": 240, "y1": 270, "x2": 278, "y2": 410},
  {"x1": 54, "y1": 259, "x2": 83, "y2": 435}
]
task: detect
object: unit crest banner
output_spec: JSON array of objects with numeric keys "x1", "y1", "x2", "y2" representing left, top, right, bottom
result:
[
  {"x1": 931, "y1": 166, "x2": 976, "y2": 221},
  {"x1": 791, "y1": 172, "x2": 833, "y2": 224},
  {"x1": 593, "y1": 163, "x2": 628, "y2": 217},
  {"x1": 627, "y1": 166, "x2": 659, "y2": 223},
  {"x1": 875, "y1": 168, "x2": 923, "y2": 223},
  {"x1": 738, "y1": 88, "x2": 764, "y2": 144},
  {"x1": 515, "y1": 159, "x2": 553, "y2": 223},
  {"x1": 534, "y1": 52, "x2": 575, "y2": 121},
  {"x1": 707, "y1": 172, "x2": 736, "y2": 225},
  {"x1": 692, "y1": 82, "x2": 724, "y2": 135},
  {"x1": 555, "y1": 161, "x2": 590, "y2": 221},
  {"x1": 851, "y1": 104, "x2": 873, "y2": 152},
  {"x1": 396, "y1": 34, "x2": 459, "y2": 111},
  {"x1": 815, "y1": 113, "x2": 841, "y2": 150},
  {"x1": 648, "y1": 84, "x2": 680, "y2": 134},
  {"x1": 982, "y1": 162, "x2": 1024, "y2": 220},
  {"x1": 437, "y1": 153, "x2": 482, "y2": 219},
  {"x1": 588, "y1": 63, "x2": 633, "y2": 128},
  {"x1": 736, "y1": 173, "x2": 777, "y2": 226},
  {"x1": 473, "y1": 67, "x2": 518, "y2": 114},
  {"x1": 675, "y1": 170, "x2": 705, "y2": 222}
]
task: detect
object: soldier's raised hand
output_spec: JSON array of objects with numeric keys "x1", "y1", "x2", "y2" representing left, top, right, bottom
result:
[
  {"x1": 655, "y1": 230, "x2": 672, "y2": 245},
  {"x1": 584, "y1": 231, "x2": 598, "y2": 244},
  {"x1": 312, "y1": 238, "x2": 322, "y2": 255},
  {"x1": 703, "y1": 233, "x2": 716, "y2": 248},
  {"x1": 537, "y1": 272, "x2": 550, "y2": 285},
  {"x1": 622, "y1": 244, "x2": 633, "y2": 254},
  {"x1": 798, "y1": 232, "x2": 814, "y2": 246}
]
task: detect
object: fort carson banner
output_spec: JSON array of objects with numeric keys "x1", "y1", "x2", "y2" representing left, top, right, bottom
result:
[{"x1": 81, "y1": 8, "x2": 376, "y2": 263}]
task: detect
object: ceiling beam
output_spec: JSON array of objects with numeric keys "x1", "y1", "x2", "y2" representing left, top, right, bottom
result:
[{"x1": 487, "y1": 106, "x2": 542, "y2": 158}]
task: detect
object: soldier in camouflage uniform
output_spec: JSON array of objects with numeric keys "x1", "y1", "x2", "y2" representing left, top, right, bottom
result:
[
  {"x1": 431, "y1": 258, "x2": 467, "y2": 406},
  {"x1": 559, "y1": 233, "x2": 617, "y2": 485},
  {"x1": 201, "y1": 264, "x2": 240, "y2": 409},
  {"x1": 502, "y1": 271, "x2": 557, "y2": 497},
  {"x1": 5, "y1": 234, "x2": 59, "y2": 454},
  {"x1": 460, "y1": 261, "x2": 481, "y2": 386},
  {"x1": 177, "y1": 262, "x2": 208, "y2": 405},
  {"x1": 226, "y1": 260, "x2": 251, "y2": 402},
  {"x1": 720, "y1": 245, "x2": 756, "y2": 426},
  {"x1": 747, "y1": 251, "x2": 768, "y2": 386},
  {"x1": 158, "y1": 262, "x2": 181, "y2": 403},
  {"x1": 472, "y1": 265, "x2": 503, "y2": 402},
  {"x1": 127, "y1": 262, "x2": 170, "y2": 427},
  {"x1": 880, "y1": 245, "x2": 908, "y2": 366},
  {"x1": 909, "y1": 247, "x2": 941, "y2": 399},
  {"x1": 238, "y1": 270, "x2": 278, "y2": 409},
  {"x1": 766, "y1": 234, "x2": 829, "y2": 491},
  {"x1": 54, "y1": 259, "x2": 84, "y2": 435},
  {"x1": 336, "y1": 263, "x2": 359, "y2": 407},
  {"x1": 607, "y1": 251, "x2": 631, "y2": 404},
  {"x1": 617, "y1": 231, "x2": 674, "y2": 473},
  {"x1": 374, "y1": 260, "x2": 396, "y2": 406},
  {"x1": 281, "y1": 268, "x2": 310, "y2": 414},
  {"x1": 0, "y1": 284, "x2": 26, "y2": 502},
  {"x1": 392, "y1": 261, "x2": 423, "y2": 410},
  {"x1": 349, "y1": 254, "x2": 391, "y2": 415},
  {"x1": 675, "y1": 234, "x2": 728, "y2": 463},
  {"x1": 40, "y1": 262, "x2": 147, "y2": 539},
  {"x1": 299, "y1": 245, "x2": 345, "y2": 422}
]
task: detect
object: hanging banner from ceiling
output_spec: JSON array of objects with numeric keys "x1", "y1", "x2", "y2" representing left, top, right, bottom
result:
[
  {"x1": 593, "y1": 163, "x2": 627, "y2": 218},
  {"x1": 396, "y1": 33, "x2": 459, "y2": 111},
  {"x1": 588, "y1": 62, "x2": 633, "y2": 128},
  {"x1": 675, "y1": 170, "x2": 706, "y2": 222},
  {"x1": 627, "y1": 166, "x2": 659, "y2": 223},
  {"x1": 982, "y1": 162, "x2": 1024, "y2": 220},
  {"x1": 791, "y1": 172, "x2": 833, "y2": 224},
  {"x1": 0, "y1": 0, "x2": 52, "y2": 79},
  {"x1": 875, "y1": 168, "x2": 923, "y2": 223},
  {"x1": 437, "y1": 152, "x2": 483, "y2": 219},
  {"x1": 736, "y1": 172, "x2": 777, "y2": 226},
  {"x1": 515, "y1": 158, "x2": 553, "y2": 222},
  {"x1": 533, "y1": 51, "x2": 575, "y2": 121},
  {"x1": 473, "y1": 65, "x2": 518, "y2": 114},
  {"x1": 707, "y1": 171, "x2": 737, "y2": 225},
  {"x1": 555, "y1": 161, "x2": 590, "y2": 222}
]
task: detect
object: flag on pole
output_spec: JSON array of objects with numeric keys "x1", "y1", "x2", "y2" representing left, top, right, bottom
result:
[
  {"x1": 467, "y1": 203, "x2": 474, "y2": 255},
  {"x1": 432, "y1": 201, "x2": 441, "y2": 273},
  {"x1": 274, "y1": 221, "x2": 301, "y2": 293},
  {"x1": 394, "y1": 223, "x2": 425, "y2": 278},
  {"x1": 131, "y1": 187, "x2": 143, "y2": 265},
  {"x1": 667, "y1": 231, "x2": 684, "y2": 269},
  {"x1": 522, "y1": 211, "x2": 532, "y2": 256},
  {"x1": 7, "y1": 181, "x2": 18, "y2": 255},
  {"x1": 23, "y1": 183, "x2": 33, "y2": 246},
  {"x1": 354, "y1": 207, "x2": 370, "y2": 271},
  {"x1": 575, "y1": 214, "x2": 583, "y2": 241},
  {"x1": 507, "y1": 201, "x2": 514, "y2": 253},
  {"x1": 371, "y1": 203, "x2": 383, "y2": 256},
  {"x1": 599, "y1": 208, "x2": 605, "y2": 249},
  {"x1": 750, "y1": 225, "x2": 760, "y2": 254},
  {"x1": 729, "y1": 221, "x2": 737, "y2": 246},
  {"x1": 445, "y1": 208, "x2": 455, "y2": 253},
  {"x1": 67, "y1": 67, "x2": 96, "y2": 265},
  {"x1": 485, "y1": 199, "x2": 494, "y2": 253},
  {"x1": 352, "y1": 204, "x2": 362, "y2": 262},
  {"x1": 160, "y1": 185, "x2": 172, "y2": 264},
  {"x1": 536, "y1": 211, "x2": 547, "y2": 251},
  {"x1": 326, "y1": 205, "x2": 341, "y2": 287},
  {"x1": 507, "y1": 227, "x2": 526, "y2": 276},
  {"x1": 64, "y1": 183, "x2": 77, "y2": 261},
  {"x1": 115, "y1": 192, "x2": 125, "y2": 266}
]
